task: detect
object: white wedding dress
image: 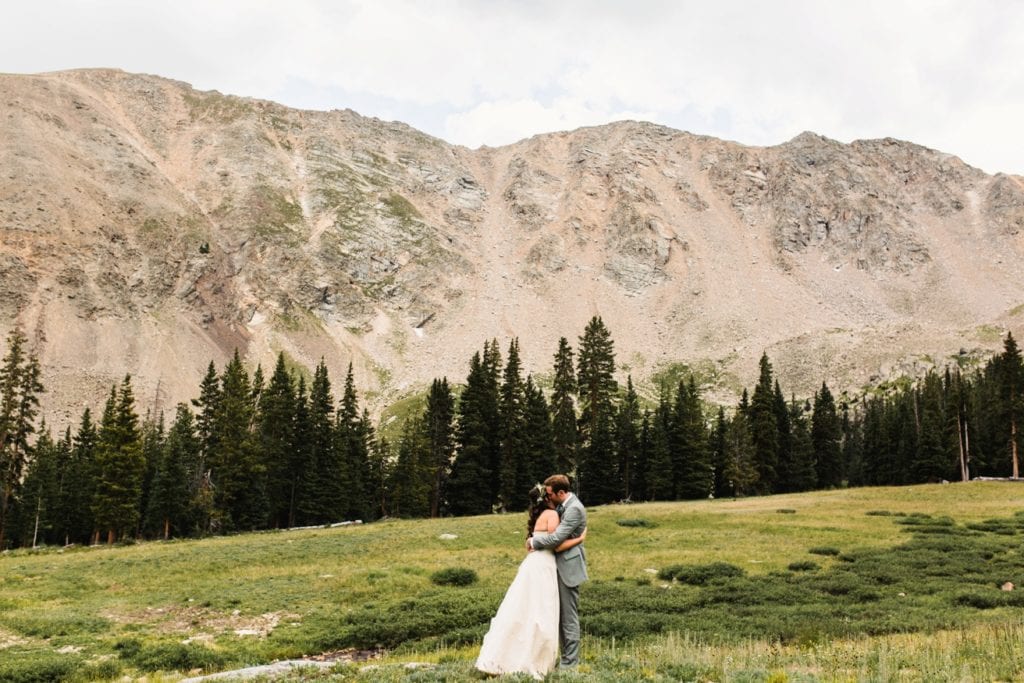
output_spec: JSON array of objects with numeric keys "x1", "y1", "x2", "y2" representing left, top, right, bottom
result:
[{"x1": 475, "y1": 548, "x2": 559, "y2": 679}]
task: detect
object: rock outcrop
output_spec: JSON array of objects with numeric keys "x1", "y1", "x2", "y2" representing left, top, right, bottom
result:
[{"x1": 3, "y1": 69, "x2": 1024, "y2": 425}]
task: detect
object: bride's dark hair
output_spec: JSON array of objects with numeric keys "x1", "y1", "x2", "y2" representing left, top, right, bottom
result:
[{"x1": 526, "y1": 483, "x2": 549, "y2": 536}]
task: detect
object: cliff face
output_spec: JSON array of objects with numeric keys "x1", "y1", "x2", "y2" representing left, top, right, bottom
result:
[{"x1": 3, "y1": 69, "x2": 1024, "y2": 424}]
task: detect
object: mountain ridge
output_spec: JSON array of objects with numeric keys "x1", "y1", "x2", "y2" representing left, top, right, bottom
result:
[{"x1": 3, "y1": 69, "x2": 1024, "y2": 427}]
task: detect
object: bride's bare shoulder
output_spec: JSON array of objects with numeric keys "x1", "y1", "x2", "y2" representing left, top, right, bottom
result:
[{"x1": 537, "y1": 509, "x2": 559, "y2": 531}]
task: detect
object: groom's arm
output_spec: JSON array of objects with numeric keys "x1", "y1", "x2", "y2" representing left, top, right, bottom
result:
[{"x1": 531, "y1": 505, "x2": 583, "y2": 551}]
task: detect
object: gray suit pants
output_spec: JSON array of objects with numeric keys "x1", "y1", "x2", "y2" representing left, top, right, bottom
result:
[{"x1": 557, "y1": 574, "x2": 581, "y2": 666}]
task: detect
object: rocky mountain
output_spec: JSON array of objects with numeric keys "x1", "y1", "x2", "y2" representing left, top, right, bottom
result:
[{"x1": 3, "y1": 69, "x2": 1024, "y2": 427}]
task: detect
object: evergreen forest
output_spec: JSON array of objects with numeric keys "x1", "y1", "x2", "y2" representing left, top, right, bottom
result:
[{"x1": 1, "y1": 317, "x2": 1022, "y2": 549}]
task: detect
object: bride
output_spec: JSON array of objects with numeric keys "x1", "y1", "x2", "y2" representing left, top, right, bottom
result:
[{"x1": 475, "y1": 484, "x2": 587, "y2": 679}]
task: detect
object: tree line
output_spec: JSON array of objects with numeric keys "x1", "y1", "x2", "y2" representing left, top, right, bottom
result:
[{"x1": 1, "y1": 320, "x2": 1022, "y2": 548}]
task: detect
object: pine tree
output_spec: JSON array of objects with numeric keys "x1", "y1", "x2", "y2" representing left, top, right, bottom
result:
[
  {"x1": 259, "y1": 354, "x2": 297, "y2": 528},
  {"x1": 498, "y1": 340, "x2": 529, "y2": 510},
  {"x1": 997, "y1": 332, "x2": 1023, "y2": 478},
  {"x1": 788, "y1": 398, "x2": 817, "y2": 491},
  {"x1": 861, "y1": 397, "x2": 889, "y2": 485},
  {"x1": 423, "y1": 377, "x2": 456, "y2": 517},
  {"x1": 614, "y1": 377, "x2": 641, "y2": 500},
  {"x1": 50, "y1": 427, "x2": 76, "y2": 546},
  {"x1": 449, "y1": 351, "x2": 497, "y2": 516},
  {"x1": 390, "y1": 417, "x2": 430, "y2": 517},
  {"x1": 773, "y1": 381, "x2": 795, "y2": 492},
  {"x1": 710, "y1": 407, "x2": 729, "y2": 498},
  {"x1": 290, "y1": 376, "x2": 313, "y2": 525},
  {"x1": 577, "y1": 317, "x2": 618, "y2": 503},
  {"x1": 672, "y1": 377, "x2": 712, "y2": 499},
  {"x1": 483, "y1": 340, "x2": 503, "y2": 503},
  {"x1": 138, "y1": 413, "x2": 165, "y2": 537},
  {"x1": 367, "y1": 434, "x2": 392, "y2": 519},
  {"x1": 334, "y1": 363, "x2": 367, "y2": 521},
  {"x1": 302, "y1": 360, "x2": 337, "y2": 524},
  {"x1": 812, "y1": 381, "x2": 843, "y2": 488},
  {"x1": 723, "y1": 406, "x2": 758, "y2": 496},
  {"x1": 842, "y1": 403, "x2": 866, "y2": 487},
  {"x1": 353, "y1": 409, "x2": 376, "y2": 520},
  {"x1": 209, "y1": 351, "x2": 265, "y2": 531},
  {"x1": 523, "y1": 375, "x2": 557, "y2": 488},
  {"x1": 0, "y1": 328, "x2": 43, "y2": 548},
  {"x1": 18, "y1": 425, "x2": 60, "y2": 547},
  {"x1": 913, "y1": 372, "x2": 949, "y2": 482},
  {"x1": 191, "y1": 361, "x2": 220, "y2": 487},
  {"x1": 749, "y1": 354, "x2": 779, "y2": 494},
  {"x1": 645, "y1": 390, "x2": 674, "y2": 500},
  {"x1": 550, "y1": 337, "x2": 578, "y2": 475},
  {"x1": 635, "y1": 410, "x2": 652, "y2": 500},
  {"x1": 92, "y1": 377, "x2": 145, "y2": 543},
  {"x1": 147, "y1": 404, "x2": 198, "y2": 539},
  {"x1": 946, "y1": 368, "x2": 971, "y2": 482},
  {"x1": 67, "y1": 408, "x2": 99, "y2": 544},
  {"x1": 892, "y1": 392, "x2": 919, "y2": 485}
]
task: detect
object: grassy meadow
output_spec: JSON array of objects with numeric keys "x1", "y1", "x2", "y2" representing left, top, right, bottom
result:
[{"x1": 2, "y1": 482, "x2": 1024, "y2": 681}]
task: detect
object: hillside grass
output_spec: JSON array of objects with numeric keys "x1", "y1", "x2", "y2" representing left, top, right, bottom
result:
[{"x1": 2, "y1": 483, "x2": 1024, "y2": 681}]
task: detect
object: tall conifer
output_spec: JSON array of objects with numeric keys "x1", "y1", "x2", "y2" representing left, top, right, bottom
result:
[
  {"x1": 615, "y1": 377, "x2": 641, "y2": 500},
  {"x1": 424, "y1": 377, "x2": 456, "y2": 517},
  {"x1": 524, "y1": 376, "x2": 557, "y2": 488},
  {"x1": 749, "y1": 354, "x2": 779, "y2": 494},
  {"x1": 812, "y1": 382, "x2": 843, "y2": 487},
  {"x1": 550, "y1": 337, "x2": 578, "y2": 475},
  {"x1": 449, "y1": 351, "x2": 497, "y2": 516},
  {"x1": 259, "y1": 354, "x2": 297, "y2": 528},
  {"x1": 577, "y1": 317, "x2": 618, "y2": 503},
  {"x1": 92, "y1": 377, "x2": 144, "y2": 543},
  {"x1": 0, "y1": 328, "x2": 43, "y2": 547},
  {"x1": 498, "y1": 340, "x2": 529, "y2": 510}
]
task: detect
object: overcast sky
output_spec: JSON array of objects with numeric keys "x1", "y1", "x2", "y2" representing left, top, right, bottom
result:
[{"x1": 3, "y1": 1, "x2": 1021, "y2": 174}]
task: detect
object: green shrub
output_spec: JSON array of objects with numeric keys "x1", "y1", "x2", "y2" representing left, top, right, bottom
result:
[
  {"x1": 70, "y1": 658, "x2": 123, "y2": 681},
  {"x1": 809, "y1": 546, "x2": 840, "y2": 556},
  {"x1": 954, "y1": 592, "x2": 1000, "y2": 609},
  {"x1": 788, "y1": 561, "x2": 820, "y2": 572},
  {"x1": 430, "y1": 567, "x2": 478, "y2": 587},
  {"x1": 776, "y1": 508, "x2": 797, "y2": 514},
  {"x1": 866, "y1": 510, "x2": 894, "y2": 516},
  {"x1": 659, "y1": 562, "x2": 746, "y2": 584},
  {"x1": 5, "y1": 613, "x2": 110, "y2": 638},
  {"x1": 0, "y1": 653, "x2": 78, "y2": 683},
  {"x1": 335, "y1": 590, "x2": 495, "y2": 649},
  {"x1": 616, "y1": 518, "x2": 657, "y2": 528},
  {"x1": 129, "y1": 642, "x2": 226, "y2": 672},
  {"x1": 114, "y1": 637, "x2": 142, "y2": 659}
]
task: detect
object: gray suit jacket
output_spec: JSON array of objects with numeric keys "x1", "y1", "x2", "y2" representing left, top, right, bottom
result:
[{"x1": 530, "y1": 494, "x2": 588, "y2": 587}]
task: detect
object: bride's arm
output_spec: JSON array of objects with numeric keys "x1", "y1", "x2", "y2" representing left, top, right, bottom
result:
[{"x1": 554, "y1": 527, "x2": 586, "y2": 552}]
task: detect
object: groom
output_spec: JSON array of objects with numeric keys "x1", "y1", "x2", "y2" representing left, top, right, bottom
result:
[{"x1": 528, "y1": 474, "x2": 588, "y2": 668}]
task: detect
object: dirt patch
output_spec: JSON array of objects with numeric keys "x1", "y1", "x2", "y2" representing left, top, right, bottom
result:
[
  {"x1": 304, "y1": 648, "x2": 383, "y2": 663},
  {"x1": 101, "y1": 605, "x2": 299, "y2": 639},
  {"x1": 0, "y1": 627, "x2": 28, "y2": 649}
]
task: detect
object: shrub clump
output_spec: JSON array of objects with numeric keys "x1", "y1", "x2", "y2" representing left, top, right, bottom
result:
[
  {"x1": 808, "y1": 546, "x2": 840, "y2": 556},
  {"x1": 127, "y1": 642, "x2": 226, "y2": 673},
  {"x1": 954, "y1": 592, "x2": 1000, "y2": 609},
  {"x1": 776, "y1": 509, "x2": 797, "y2": 514},
  {"x1": 0, "y1": 653, "x2": 78, "y2": 683},
  {"x1": 430, "y1": 567, "x2": 478, "y2": 587},
  {"x1": 788, "y1": 561, "x2": 820, "y2": 572},
  {"x1": 616, "y1": 518, "x2": 657, "y2": 528},
  {"x1": 658, "y1": 562, "x2": 745, "y2": 584}
]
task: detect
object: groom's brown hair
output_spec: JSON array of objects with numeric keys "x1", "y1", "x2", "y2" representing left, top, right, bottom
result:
[{"x1": 544, "y1": 474, "x2": 571, "y2": 493}]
